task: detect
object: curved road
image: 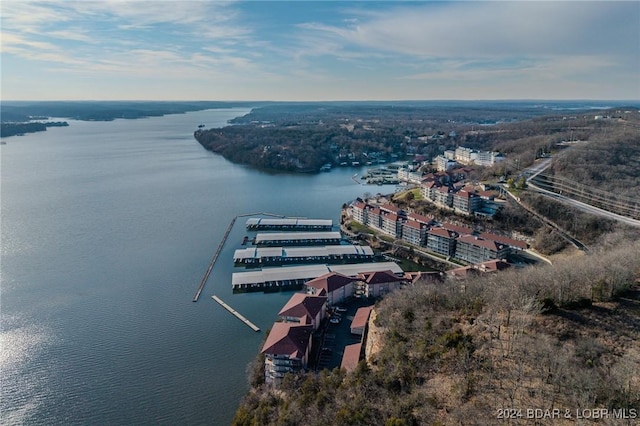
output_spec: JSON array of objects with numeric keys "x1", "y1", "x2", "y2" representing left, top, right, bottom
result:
[{"x1": 524, "y1": 159, "x2": 640, "y2": 228}]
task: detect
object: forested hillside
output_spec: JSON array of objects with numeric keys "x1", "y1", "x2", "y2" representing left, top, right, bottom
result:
[
  {"x1": 545, "y1": 124, "x2": 640, "y2": 217},
  {"x1": 233, "y1": 235, "x2": 640, "y2": 425}
]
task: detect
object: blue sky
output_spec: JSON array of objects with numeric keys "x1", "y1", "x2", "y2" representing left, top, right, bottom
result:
[{"x1": 2, "y1": 1, "x2": 638, "y2": 101}]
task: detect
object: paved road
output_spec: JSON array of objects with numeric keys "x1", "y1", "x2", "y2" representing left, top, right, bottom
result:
[{"x1": 523, "y1": 159, "x2": 640, "y2": 228}]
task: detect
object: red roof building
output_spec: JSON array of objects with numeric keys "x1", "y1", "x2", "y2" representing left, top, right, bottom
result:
[
  {"x1": 454, "y1": 235, "x2": 510, "y2": 264},
  {"x1": 407, "y1": 212, "x2": 433, "y2": 225},
  {"x1": 304, "y1": 272, "x2": 356, "y2": 305},
  {"x1": 452, "y1": 189, "x2": 481, "y2": 215},
  {"x1": 350, "y1": 306, "x2": 374, "y2": 336},
  {"x1": 261, "y1": 323, "x2": 314, "y2": 385},
  {"x1": 402, "y1": 219, "x2": 427, "y2": 246},
  {"x1": 426, "y1": 227, "x2": 458, "y2": 257},
  {"x1": 380, "y1": 204, "x2": 403, "y2": 215},
  {"x1": 278, "y1": 293, "x2": 327, "y2": 330},
  {"x1": 357, "y1": 270, "x2": 405, "y2": 298},
  {"x1": 479, "y1": 232, "x2": 528, "y2": 250},
  {"x1": 340, "y1": 342, "x2": 363, "y2": 373}
]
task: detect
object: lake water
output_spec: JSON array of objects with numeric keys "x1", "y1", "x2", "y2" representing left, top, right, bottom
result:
[{"x1": 0, "y1": 108, "x2": 395, "y2": 425}]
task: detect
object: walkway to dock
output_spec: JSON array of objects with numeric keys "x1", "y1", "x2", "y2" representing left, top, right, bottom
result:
[
  {"x1": 211, "y1": 295, "x2": 260, "y2": 332},
  {"x1": 192, "y1": 212, "x2": 287, "y2": 302},
  {"x1": 192, "y1": 216, "x2": 237, "y2": 302}
]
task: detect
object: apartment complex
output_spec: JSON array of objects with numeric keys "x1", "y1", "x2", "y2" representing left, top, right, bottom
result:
[
  {"x1": 263, "y1": 268, "x2": 406, "y2": 385},
  {"x1": 420, "y1": 176, "x2": 500, "y2": 217},
  {"x1": 349, "y1": 200, "x2": 527, "y2": 264}
]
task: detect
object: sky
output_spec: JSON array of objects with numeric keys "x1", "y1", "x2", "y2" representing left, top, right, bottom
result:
[{"x1": 1, "y1": 1, "x2": 639, "y2": 101}]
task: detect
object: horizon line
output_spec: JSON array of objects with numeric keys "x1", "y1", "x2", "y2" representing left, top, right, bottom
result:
[{"x1": 3, "y1": 99, "x2": 639, "y2": 103}]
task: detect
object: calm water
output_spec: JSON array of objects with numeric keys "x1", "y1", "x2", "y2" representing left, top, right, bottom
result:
[{"x1": 0, "y1": 108, "x2": 394, "y2": 425}]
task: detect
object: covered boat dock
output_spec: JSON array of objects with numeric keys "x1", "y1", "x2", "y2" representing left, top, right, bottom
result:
[
  {"x1": 232, "y1": 261, "x2": 404, "y2": 292},
  {"x1": 246, "y1": 217, "x2": 333, "y2": 231},
  {"x1": 254, "y1": 231, "x2": 342, "y2": 246},
  {"x1": 233, "y1": 244, "x2": 375, "y2": 266}
]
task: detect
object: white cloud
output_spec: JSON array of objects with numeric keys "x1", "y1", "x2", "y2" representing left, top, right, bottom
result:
[{"x1": 296, "y1": 2, "x2": 639, "y2": 58}]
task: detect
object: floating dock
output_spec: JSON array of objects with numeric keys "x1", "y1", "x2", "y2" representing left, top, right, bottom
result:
[{"x1": 211, "y1": 295, "x2": 260, "y2": 332}]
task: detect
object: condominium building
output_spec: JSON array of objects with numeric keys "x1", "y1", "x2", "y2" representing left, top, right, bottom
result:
[
  {"x1": 262, "y1": 323, "x2": 314, "y2": 385},
  {"x1": 426, "y1": 228, "x2": 457, "y2": 257},
  {"x1": 452, "y1": 190, "x2": 482, "y2": 215},
  {"x1": 454, "y1": 235, "x2": 510, "y2": 264}
]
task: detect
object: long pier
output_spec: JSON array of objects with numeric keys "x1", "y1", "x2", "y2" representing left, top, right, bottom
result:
[
  {"x1": 192, "y1": 216, "x2": 237, "y2": 302},
  {"x1": 211, "y1": 295, "x2": 260, "y2": 332},
  {"x1": 192, "y1": 212, "x2": 288, "y2": 302}
]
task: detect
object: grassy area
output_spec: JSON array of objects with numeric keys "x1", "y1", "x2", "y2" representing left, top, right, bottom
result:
[
  {"x1": 346, "y1": 221, "x2": 374, "y2": 234},
  {"x1": 410, "y1": 188, "x2": 424, "y2": 200},
  {"x1": 393, "y1": 187, "x2": 424, "y2": 202},
  {"x1": 394, "y1": 257, "x2": 431, "y2": 272}
]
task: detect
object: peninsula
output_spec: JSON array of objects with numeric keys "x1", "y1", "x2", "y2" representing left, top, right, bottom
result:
[{"x1": 193, "y1": 101, "x2": 639, "y2": 175}]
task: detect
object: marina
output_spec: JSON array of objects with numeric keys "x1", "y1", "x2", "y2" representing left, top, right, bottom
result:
[{"x1": 192, "y1": 212, "x2": 292, "y2": 301}]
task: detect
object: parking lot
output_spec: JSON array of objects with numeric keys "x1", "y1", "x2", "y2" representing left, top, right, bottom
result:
[{"x1": 310, "y1": 297, "x2": 375, "y2": 371}]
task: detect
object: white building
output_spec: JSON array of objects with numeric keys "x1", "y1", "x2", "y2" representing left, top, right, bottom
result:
[{"x1": 435, "y1": 155, "x2": 457, "y2": 172}]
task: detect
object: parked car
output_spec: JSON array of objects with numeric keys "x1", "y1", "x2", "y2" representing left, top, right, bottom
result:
[
  {"x1": 329, "y1": 317, "x2": 341, "y2": 324},
  {"x1": 335, "y1": 306, "x2": 347, "y2": 313}
]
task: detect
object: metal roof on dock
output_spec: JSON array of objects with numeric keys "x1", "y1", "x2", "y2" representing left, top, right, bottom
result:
[
  {"x1": 232, "y1": 262, "x2": 403, "y2": 287},
  {"x1": 233, "y1": 245, "x2": 374, "y2": 261},
  {"x1": 254, "y1": 231, "x2": 342, "y2": 243},
  {"x1": 246, "y1": 218, "x2": 332, "y2": 228}
]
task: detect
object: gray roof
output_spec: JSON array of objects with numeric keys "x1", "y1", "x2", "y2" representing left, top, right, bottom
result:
[
  {"x1": 232, "y1": 262, "x2": 403, "y2": 286},
  {"x1": 233, "y1": 245, "x2": 374, "y2": 261},
  {"x1": 254, "y1": 231, "x2": 341, "y2": 243},
  {"x1": 233, "y1": 264, "x2": 331, "y2": 286},
  {"x1": 246, "y1": 218, "x2": 332, "y2": 227}
]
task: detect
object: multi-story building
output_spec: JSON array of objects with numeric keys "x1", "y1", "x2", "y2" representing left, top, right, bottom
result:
[
  {"x1": 397, "y1": 169, "x2": 424, "y2": 184},
  {"x1": 407, "y1": 212, "x2": 433, "y2": 226},
  {"x1": 434, "y1": 186, "x2": 454, "y2": 207},
  {"x1": 350, "y1": 200, "x2": 368, "y2": 225},
  {"x1": 426, "y1": 228, "x2": 457, "y2": 257},
  {"x1": 401, "y1": 220, "x2": 427, "y2": 245},
  {"x1": 435, "y1": 155, "x2": 457, "y2": 172},
  {"x1": 421, "y1": 181, "x2": 439, "y2": 201},
  {"x1": 454, "y1": 235, "x2": 510, "y2": 264},
  {"x1": 380, "y1": 212, "x2": 402, "y2": 238},
  {"x1": 278, "y1": 293, "x2": 327, "y2": 330},
  {"x1": 304, "y1": 272, "x2": 356, "y2": 305},
  {"x1": 261, "y1": 323, "x2": 314, "y2": 385},
  {"x1": 367, "y1": 207, "x2": 383, "y2": 230},
  {"x1": 401, "y1": 212, "x2": 432, "y2": 245},
  {"x1": 452, "y1": 190, "x2": 482, "y2": 215},
  {"x1": 479, "y1": 232, "x2": 528, "y2": 251},
  {"x1": 455, "y1": 147, "x2": 477, "y2": 165},
  {"x1": 475, "y1": 151, "x2": 505, "y2": 167},
  {"x1": 379, "y1": 204, "x2": 403, "y2": 216},
  {"x1": 357, "y1": 270, "x2": 406, "y2": 298}
]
